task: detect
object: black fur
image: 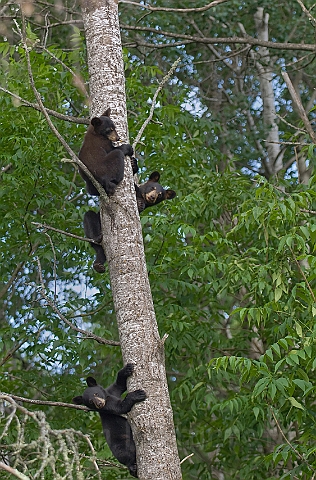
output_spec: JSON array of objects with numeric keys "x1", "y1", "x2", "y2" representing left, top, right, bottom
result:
[
  {"x1": 135, "y1": 171, "x2": 176, "y2": 212},
  {"x1": 83, "y1": 211, "x2": 106, "y2": 273},
  {"x1": 83, "y1": 172, "x2": 176, "y2": 273},
  {"x1": 73, "y1": 364, "x2": 146, "y2": 478},
  {"x1": 78, "y1": 108, "x2": 134, "y2": 196}
]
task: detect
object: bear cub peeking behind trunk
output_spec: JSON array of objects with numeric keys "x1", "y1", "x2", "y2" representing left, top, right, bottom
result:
[{"x1": 83, "y1": 172, "x2": 176, "y2": 273}]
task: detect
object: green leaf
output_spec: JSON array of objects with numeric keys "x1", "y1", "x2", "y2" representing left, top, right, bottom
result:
[
  {"x1": 253, "y1": 407, "x2": 260, "y2": 420},
  {"x1": 288, "y1": 397, "x2": 304, "y2": 410}
]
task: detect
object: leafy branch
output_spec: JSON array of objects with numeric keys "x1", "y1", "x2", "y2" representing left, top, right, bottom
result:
[{"x1": 35, "y1": 257, "x2": 120, "y2": 347}]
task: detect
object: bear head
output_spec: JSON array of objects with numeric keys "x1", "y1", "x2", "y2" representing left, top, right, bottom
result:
[
  {"x1": 90, "y1": 108, "x2": 120, "y2": 142},
  {"x1": 72, "y1": 377, "x2": 107, "y2": 409},
  {"x1": 137, "y1": 171, "x2": 176, "y2": 212}
]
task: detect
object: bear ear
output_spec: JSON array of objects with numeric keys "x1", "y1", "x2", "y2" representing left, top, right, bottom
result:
[
  {"x1": 86, "y1": 376, "x2": 97, "y2": 387},
  {"x1": 148, "y1": 171, "x2": 160, "y2": 182},
  {"x1": 166, "y1": 189, "x2": 176, "y2": 199},
  {"x1": 72, "y1": 395, "x2": 84, "y2": 405},
  {"x1": 101, "y1": 108, "x2": 111, "y2": 117},
  {"x1": 91, "y1": 117, "x2": 102, "y2": 127}
]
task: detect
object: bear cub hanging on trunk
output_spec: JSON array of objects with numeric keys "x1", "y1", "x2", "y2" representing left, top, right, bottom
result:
[
  {"x1": 78, "y1": 108, "x2": 137, "y2": 196},
  {"x1": 83, "y1": 172, "x2": 176, "y2": 273},
  {"x1": 73, "y1": 363, "x2": 146, "y2": 478}
]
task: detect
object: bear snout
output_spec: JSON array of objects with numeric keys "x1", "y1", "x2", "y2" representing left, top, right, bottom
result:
[{"x1": 93, "y1": 395, "x2": 106, "y2": 409}]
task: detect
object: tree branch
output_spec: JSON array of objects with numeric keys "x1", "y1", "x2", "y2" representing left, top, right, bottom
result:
[
  {"x1": 119, "y1": 0, "x2": 228, "y2": 13},
  {"x1": 35, "y1": 257, "x2": 120, "y2": 347},
  {"x1": 295, "y1": 0, "x2": 316, "y2": 26},
  {"x1": 0, "y1": 162, "x2": 12, "y2": 174},
  {"x1": 282, "y1": 71, "x2": 316, "y2": 144},
  {"x1": 0, "y1": 337, "x2": 27, "y2": 368},
  {"x1": 31, "y1": 221, "x2": 101, "y2": 245},
  {"x1": 121, "y1": 24, "x2": 316, "y2": 52},
  {"x1": 0, "y1": 87, "x2": 89, "y2": 124},
  {"x1": 132, "y1": 57, "x2": 181, "y2": 151},
  {"x1": 0, "y1": 463, "x2": 31, "y2": 480},
  {"x1": 37, "y1": 45, "x2": 89, "y2": 98},
  {"x1": 270, "y1": 407, "x2": 316, "y2": 474},
  {"x1": 4, "y1": 394, "x2": 90, "y2": 411}
]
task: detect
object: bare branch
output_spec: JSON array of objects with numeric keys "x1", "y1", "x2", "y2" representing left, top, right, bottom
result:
[
  {"x1": 0, "y1": 394, "x2": 103, "y2": 480},
  {"x1": 35, "y1": 257, "x2": 120, "y2": 347},
  {"x1": 180, "y1": 453, "x2": 194, "y2": 465},
  {"x1": 31, "y1": 221, "x2": 100, "y2": 245},
  {"x1": 282, "y1": 71, "x2": 316, "y2": 144},
  {"x1": 0, "y1": 87, "x2": 89, "y2": 124},
  {"x1": 121, "y1": 24, "x2": 316, "y2": 52},
  {"x1": 0, "y1": 163, "x2": 12, "y2": 174},
  {"x1": 0, "y1": 337, "x2": 27, "y2": 368},
  {"x1": 132, "y1": 57, "x2": 181, "y2": 151},
  {"x1": 270, "y1": 407, "x2": 316, "y2": 475},
  {"x1": 5, "y1": 394, "x2": 89, "y2": 411},
  {"x1": 119, "y1": 0, "x2": 228, "y2": 13},
  {"x1": 295, "y1": 0, "x2": 316, "y2": 26},
  {"x1": 0, "y1": 463, "x2": 30, "y2": 480},
  {"x1": 37, "y1": 45, "x2": 89, "y2": 98}
]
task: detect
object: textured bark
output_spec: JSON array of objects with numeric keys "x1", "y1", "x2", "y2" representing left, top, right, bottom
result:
[
  {"x1": 254, "y1": 7, "x2": 284, "y2": 175},
  {"x1": 80, "y1": 1, "x2": 182, "y2": 479}
]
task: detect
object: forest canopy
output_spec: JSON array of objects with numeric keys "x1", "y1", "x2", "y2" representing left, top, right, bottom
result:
[{"x1": 1, "y1": 1, "x2": 316, "y2": 479}]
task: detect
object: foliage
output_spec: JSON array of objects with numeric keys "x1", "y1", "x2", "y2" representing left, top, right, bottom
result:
[{"x1": 1, "y1": 2, "x2": 316, "y2": 479}]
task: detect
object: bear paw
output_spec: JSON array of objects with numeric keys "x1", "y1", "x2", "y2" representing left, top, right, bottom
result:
[
  {"x1": 93, "y1": 262, "x2": 105, "y2": 273},
  {"x1": 132, "y1": 389, "x2": 147, "y2": 402},
  {"x1": 129, "y1": 464, "x2": 138, "y2": 478},
  {"x1": 123, "y1": 363, "x2": 135, "y2": 376}
]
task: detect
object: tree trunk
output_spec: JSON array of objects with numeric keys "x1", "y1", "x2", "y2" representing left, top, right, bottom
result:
[
  {"x1": 254, "y1": 7, "x2": 284, "y2": 175},
  {"x1": 80, "y1": 1, "x2": 182, "y2": 479}
]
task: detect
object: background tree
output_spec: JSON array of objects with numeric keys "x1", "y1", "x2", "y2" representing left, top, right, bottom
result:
[{"x1": 1, "y1": 1, "x2": 316, "y2": 479}]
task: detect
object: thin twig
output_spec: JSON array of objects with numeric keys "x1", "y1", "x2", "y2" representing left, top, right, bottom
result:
[
  {"x1": 31, "y1": 221, "x2": 100, "y2": 245},
  {"x1": 0, "y1": 241, "x2": 40, "y2": 300},
  {"x1": 180, "y1": 453, "x2": 194, "y2": 465},
  {"x1": 282, "y1": 72, "x2": 316, "y2": 144},
  {"x1": 295, "y1": 0, "x2": 316, "y2": 26},
  {"x1": 0, "y1": 87, "x2": 89, "y2": 124},
  {"x1": 0, "y1": 163, "x2": 12, "y2": 174},
  {"x1": 0, "y1": 338, "x2": 27, "y2": 368},
  {"x1": 132, "y1": 57, "x2": 181, "y2": 151},
  {"x1": 263, "y1": 140, "x2": 308, "y2": 146},
  {"x1": 270, "y1": 407, "x2": 316, "y2": 474},
  {"x1": 0, "y1": 463, "x2": 31, "y2": 480},
  {"x1": 1, "y1": 394, "x2": 89, "y2": 411},
  {"x1": 44, "y1": 232, "x2": 57, "y2": 301},
  {"x1": 35, "y1": 257, "x2": 120, "y2": 346},
  {"x1": 290, "y1": 248, "x2": 316, "y2": 302},
  {"x1": 275, "y1": 113, "x2": 307, "y2": 134},
  {"x1": 38, "y1": 45, "x2": 89, "y2": 98},
  {"x1": 121, "y1": 24, "x2": 316, "y2": 52},
  {"x1": 119, "y1": 0, "x2": 228, "y2": 12}
]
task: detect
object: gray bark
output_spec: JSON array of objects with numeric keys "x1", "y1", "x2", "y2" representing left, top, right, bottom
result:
[
  {"x1": 253, "y1": 7, "x2": 284, "y2": 175},
  {"x1": 80, "y1": 1, "x2": 182, "y2": 478}
]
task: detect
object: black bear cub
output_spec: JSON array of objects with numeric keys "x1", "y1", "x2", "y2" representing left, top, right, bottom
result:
[
  {"x1": 78, "y1": 108, "x2": 135, "y2": 196},
  {"x1": 135, "y1": 171, "x2": 176, "y2": 213},
  {"x1": 83, "y1": 172, "x2": 176, "y2": 273},
  {"x1": 73, "y1": 363, "x2": 146, "y2": 478}
]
